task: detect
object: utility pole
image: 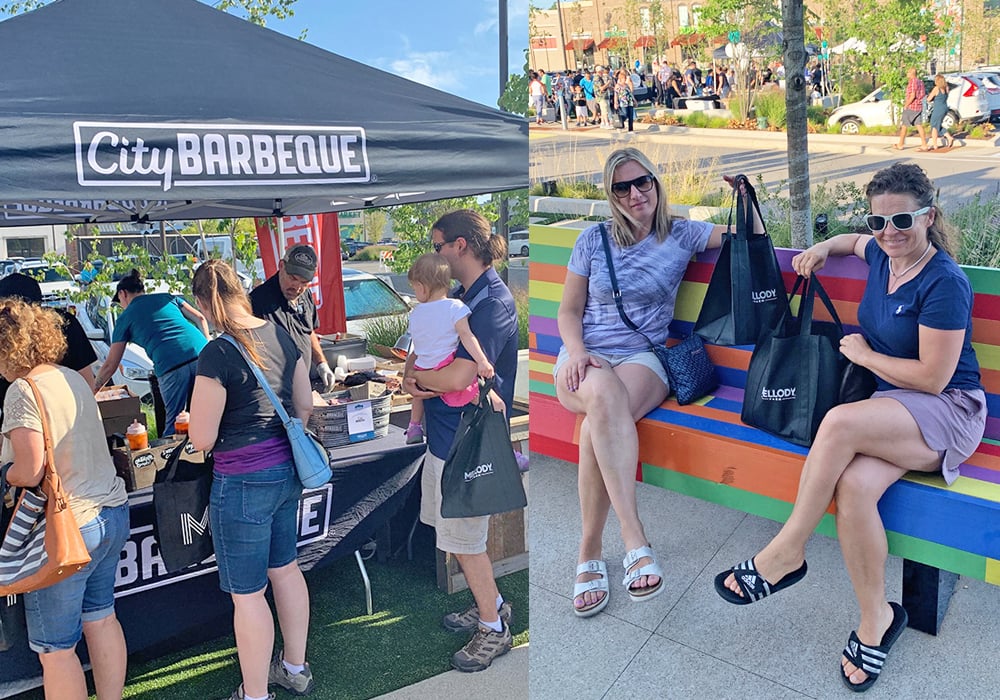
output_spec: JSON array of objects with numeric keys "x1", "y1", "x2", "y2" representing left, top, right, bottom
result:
[{"x1": 499, "y1": 0, "x2": 510, "y2": 285}]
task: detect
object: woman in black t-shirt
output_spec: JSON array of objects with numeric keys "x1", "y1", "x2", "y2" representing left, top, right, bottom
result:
[{"x1": 189, "y1": 260, "x2": 317, "y2": 700}]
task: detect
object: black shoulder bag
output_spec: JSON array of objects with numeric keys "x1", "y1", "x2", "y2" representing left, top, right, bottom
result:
[{"x1": 599, "y1": 223, "x2": 719, "y2": 405}]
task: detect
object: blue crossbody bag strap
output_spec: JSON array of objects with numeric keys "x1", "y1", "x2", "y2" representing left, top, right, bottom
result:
[{"x1": 219, "y1": 333, "x2": 294, "y2": 427}]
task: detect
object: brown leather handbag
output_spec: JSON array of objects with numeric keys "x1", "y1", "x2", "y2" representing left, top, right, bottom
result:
[{"x1": 0, "y1": 375, "x2": 91, "y2": 596}]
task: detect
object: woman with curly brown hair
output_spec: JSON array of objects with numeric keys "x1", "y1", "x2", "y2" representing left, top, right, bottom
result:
[
  {"x1": 715, "y1": 162, "x2": 986, "y2": 692},
  {"x1": 0, "y1": 299, "x2": 129, "y2": 700}
]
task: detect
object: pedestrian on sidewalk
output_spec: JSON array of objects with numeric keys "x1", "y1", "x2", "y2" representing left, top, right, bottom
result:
[
  {"x1": 614, "y1": 69, "x2": 635, "y2": 132},
  {"x1": 403, "y1": 209, "x2": 519, "y2": 673},
  {"x1": 594, "y1": 66, "x2": 613, "y2": 129},
  {"x1": 895, "y1": 67, "x2": 927, "y2": 150},
  {"x1": 925, "y1": 74, "x2": 956, "y2": 151}
]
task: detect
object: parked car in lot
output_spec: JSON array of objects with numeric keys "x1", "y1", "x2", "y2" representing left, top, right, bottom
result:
[
  {"x1": 509, "y1": 230, "x2": 529, "y2": 257},
  {"x1": 968, "y1": 71, "x2": 1000, "y2": 122},
  {"x1": 827, "y1": 74, "x2": 991, "y2": 134},
  {"x1": 342, "y1": 267, "x2": 413, "y2": 336},
  {"x1": 19, "y1": 260, "x2": 79, "y2": 304}
]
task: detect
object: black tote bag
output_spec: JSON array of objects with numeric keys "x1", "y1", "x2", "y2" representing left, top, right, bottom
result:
[
  {"x1": 152, "y1": 437, "x2": 214, "y2": 572},
  {"x1": 741, "y1": 275, "x2": 846, "y2": 447},
  {"x1": 440, "y1": 380, "x2": 527, "y2": 519},
  {"x1": 694, "y1": 175, "x2": 789, "y2": 346}
]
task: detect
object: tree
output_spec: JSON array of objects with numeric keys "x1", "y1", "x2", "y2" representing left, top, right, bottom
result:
[
  {"x1": 1, "y1": 0, "x2": 297, "y2": 23},
  {"x1": 781, "y1": 0, "x2": 812, "y2": 248},
  {"x1": 499, "y1": 49, "x2": 530, "y2": 115},
  {"x1": 696, "y1": 0, "x2": 783, "y2": 121}
]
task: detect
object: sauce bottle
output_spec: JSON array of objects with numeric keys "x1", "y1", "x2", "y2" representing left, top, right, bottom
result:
[
  {"x1": 174, "y1": 410, "x2": 190, "y2": 436},
  {"x1": 126, "y1": 420, "x2": 148, "y2": 451}
]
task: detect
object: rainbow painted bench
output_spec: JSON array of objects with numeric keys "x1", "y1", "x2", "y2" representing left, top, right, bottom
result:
[{"x1": 529, "y1": 221, "x2": 1000, "y2": 635}]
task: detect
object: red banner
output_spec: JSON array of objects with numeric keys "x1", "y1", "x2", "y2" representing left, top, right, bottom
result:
[{"x1": 254, "y1": 214, "x2": 345, "y2": 335}]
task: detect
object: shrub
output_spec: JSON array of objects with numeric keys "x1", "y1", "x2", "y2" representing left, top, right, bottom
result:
[
  {"x1": 840, "y1": 77, "x2": 875, "y2": 105},
  {"x1": 953, "y1": 192, "x2": 1000, "y2": 267},
  {"x1": 806, "y1": 105, "x2": 827, "y2": 125},
  {"x1": 684, "y1": 111, "x2": 710, "y2": 128},
  {"x1": 753, "y1": 90, "x2": 787, "y2": 128},
  {"x1": 753, "y1": 175, "x2": 868, "y2": 247},
  {"x1": 513, "y1": 287, "x2": 529, "y2": 350},
  {"x1": 353, "y1": 245, "x2": 396, "y2": 262},
  {"x1": 361, "y1": 313, "x2": 410, "y2": 356}
]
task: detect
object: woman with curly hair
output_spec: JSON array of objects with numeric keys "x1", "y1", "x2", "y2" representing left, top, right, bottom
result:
[
  {"x1": 715, "y1": 162, "x2": 986, "y2": 692},
  {"x1": 0, "y1": 299, "x2": 129, "y2": 700}
]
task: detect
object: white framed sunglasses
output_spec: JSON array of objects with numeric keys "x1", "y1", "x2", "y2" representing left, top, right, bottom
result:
[{"x1": 864, "y1": 206, "x2": 931, "y2": 232}]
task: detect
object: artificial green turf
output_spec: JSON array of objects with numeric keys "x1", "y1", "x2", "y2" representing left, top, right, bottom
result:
[{"x1": 14, "y1": 527, "x2": 528, "y2": 700}]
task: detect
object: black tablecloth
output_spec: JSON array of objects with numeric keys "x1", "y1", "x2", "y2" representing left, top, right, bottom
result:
[{"x1": 0, "y1": 426, "x2": 425, "y2": 694}]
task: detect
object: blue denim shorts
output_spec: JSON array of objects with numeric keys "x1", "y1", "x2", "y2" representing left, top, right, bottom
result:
[
  {"x1": 23, "y1": 502, "x2": 130, "y2": 654},
  {"x1": 210, "y1": 460, "x2": 302, "y2": 594}
]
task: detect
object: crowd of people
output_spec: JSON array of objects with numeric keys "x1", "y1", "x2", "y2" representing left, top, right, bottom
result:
[
  {"x1": 530, "y1": 57, "x2": 801, "y2": 127},
  {"x1": 552, "y1": 147, "x2": 985, "y2": 694},
  {"x1": 1, "y1": 209, "x2": 520, "y2": 698}
]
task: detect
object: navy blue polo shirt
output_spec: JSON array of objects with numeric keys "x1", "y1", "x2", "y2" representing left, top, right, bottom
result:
[
  {"x1": 424, "y1": 267, "x2": 519, "y2": 460},
  {"x1": 858, "y1": 238, "x2": 981, "y2": 392}
]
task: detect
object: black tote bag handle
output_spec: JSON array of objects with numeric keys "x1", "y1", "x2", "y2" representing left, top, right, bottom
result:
[{"x1": 787, "y1": 274, "x2": 844, "y2": 338}]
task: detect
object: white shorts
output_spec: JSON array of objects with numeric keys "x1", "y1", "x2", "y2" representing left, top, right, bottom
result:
[
  {"x1": 553, "y1": 346, "x2": 670, "y2": 389},
  {"x1": 420, "y1": 452, "x2": 490, "y2": 555}
]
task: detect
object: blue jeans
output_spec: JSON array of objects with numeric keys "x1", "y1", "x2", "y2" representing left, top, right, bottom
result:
[
  {"x1": 23, "y1": 503, "x2": 130, "y2": 653},
  {"x1": 157, "y1": 360, "x2": 197, "y2": 436},
  {"x1": 210, "y1": 460, "x2": 302, "y2": 594}
]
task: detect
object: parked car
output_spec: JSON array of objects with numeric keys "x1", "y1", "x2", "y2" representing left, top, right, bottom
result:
[
  {"x1": 509, "y1": 230, "x2": 529, "y2": 257},
  {"x1": 76, "y1": 291, "x2": 155, "y2": 401},
  {"x1": 827, "y1": 74, "x2": 991, "y2": 134},
  {"x1": 341, "y1": 267, "x2": 413, "y2": 337},
  {"x1": 968, "y1": 71, "x2": 1000, "y2": 122},
  {"x1": 19, "y1": 261, "x2": 79, "y2": 304}
]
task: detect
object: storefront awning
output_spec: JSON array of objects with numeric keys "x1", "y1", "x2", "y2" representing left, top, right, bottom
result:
[
  {"x1": 670, "y1": 33, "x2": 704, "y2": 47},
  {"x1": 597, "y1": 36, "x2": 627, "y2": 50},
  {"x1": 564, "y1": 38, "x2": 595, "y2": 51},
  {"x1": 634, "y1": 35, "x2": 657, "y2": 48}
]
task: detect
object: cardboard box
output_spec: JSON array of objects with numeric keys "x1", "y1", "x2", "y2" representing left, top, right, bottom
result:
[
  {"x1": 96, "y1": 385, "x2": 141, "y2": 420},
  {"x1": 112, "y1": 436, "x2": 184, "y2": 491},
  {"x1": 102, "y1": 412, "x2": 145, "y2": 439}
]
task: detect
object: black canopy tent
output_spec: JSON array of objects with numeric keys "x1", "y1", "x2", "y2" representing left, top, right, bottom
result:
[{"x1": 0, "y1": 0, "x2": 527, "y2": 227}]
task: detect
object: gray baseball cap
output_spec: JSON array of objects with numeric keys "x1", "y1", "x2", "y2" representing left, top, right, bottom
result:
[{"x1": 283, "y1": 244, "x2": 318, "y2": 279}]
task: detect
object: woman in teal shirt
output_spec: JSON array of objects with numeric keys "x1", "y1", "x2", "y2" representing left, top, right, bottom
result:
[{"x1": 93, "y1": 269, "x2": 210, "y2": 435}]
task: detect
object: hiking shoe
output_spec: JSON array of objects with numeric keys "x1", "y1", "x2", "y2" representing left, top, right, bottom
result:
[
  {"x1": 404, "y1": 422, "x2": 424, "y2": 445},
  {"x1": 450, "y1": 622, "x2": 513, "y2": 672},
  {"x1": 442, "y1": 600, "x2": 512, "y2": 634},
  {"x1": 227, "y1": 685, "x2": 275, "y2": 700},
  {"x1": 268, "y1": 651, "x2": 315, "y2": 696}
]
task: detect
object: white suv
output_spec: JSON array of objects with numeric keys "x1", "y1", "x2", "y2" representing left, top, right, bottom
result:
[
  {"x1": 827, "y1": 74, "x2": 990, "y2": 134},
  {"x1": 509, "y1": 230, "x2": 529, "y2": 257}
]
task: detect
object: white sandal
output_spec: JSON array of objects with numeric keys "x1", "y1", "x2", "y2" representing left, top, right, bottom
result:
[
  {"x1": 573, "y1": 560, "x2": 609, "y2": 618},
  {"x1": 622, "y1": 545, "x2": 665, "y2": 602}
]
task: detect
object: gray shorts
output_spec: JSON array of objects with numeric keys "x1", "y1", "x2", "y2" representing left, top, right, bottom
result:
[
  {"x1": 420, "y1": 452, "x2": 489, "y2": 555},
  {"x1": 553, "y1": 346, "x2": 670, "y2": 389},
  {"x1": 901, "y1": 109, "x2": 923, "y2": 127},
  {"x1": 877, "y1": 388, "x2": 987, "y2": 485}
]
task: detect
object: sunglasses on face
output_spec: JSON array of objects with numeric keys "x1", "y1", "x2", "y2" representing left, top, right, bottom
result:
[
  {"x1": 864, "y1": 206, "x2": 931, "y2": 232},
  {"x1": 610, "y1": 174, "x2": 656, "y2": 198},
  {"x1": 432, "y1": 241, "x2": 448, "y2": 253}
]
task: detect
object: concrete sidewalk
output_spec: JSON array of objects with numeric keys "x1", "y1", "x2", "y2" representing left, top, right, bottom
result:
[
  {"x1": 373, "y1": 645, "x2": 528, "y2": 699},
  {"x1": 529, "y1": 454, "x2": 1000, "y2": 699},
  {"x1": 530, "y1": 119, "x2": 1000, "y2": 156}
]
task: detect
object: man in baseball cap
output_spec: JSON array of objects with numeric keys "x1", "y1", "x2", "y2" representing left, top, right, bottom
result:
[{"x1": 249, "y1": 243, "x2": 336, "y2": 391}]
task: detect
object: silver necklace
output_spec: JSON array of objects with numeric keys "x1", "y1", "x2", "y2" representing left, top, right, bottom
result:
[{"x1": 889, "y1": 242, "x2": 932, "y2": 280}]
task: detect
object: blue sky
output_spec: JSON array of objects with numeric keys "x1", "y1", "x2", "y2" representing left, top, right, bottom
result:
[{"x1": 264, "y1": 0, "x2": 528, "y2": 108}]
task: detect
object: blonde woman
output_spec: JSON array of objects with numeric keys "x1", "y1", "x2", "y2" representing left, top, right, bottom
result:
[
  {"x1": 555, "y1": 148, "x2": 745, "y2": 617},
  {"x1": 925, "y1": 74, "x2": 956, "y2": 150}
]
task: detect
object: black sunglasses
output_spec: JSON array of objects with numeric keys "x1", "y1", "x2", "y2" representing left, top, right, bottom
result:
[
  {"x1": 610, "y1": 174, "x2": 656, "y2": 198},
  {"x1": 864, "y1": 206, "x2": 931, "y2": 232},
  {"x1": 432, "y1": 240, "x2": 448, "y2": 253}
]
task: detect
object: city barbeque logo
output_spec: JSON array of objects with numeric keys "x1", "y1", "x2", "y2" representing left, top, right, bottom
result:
[{"x1": 74, "y1": 121, "x2": 371, "y2": 192}]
